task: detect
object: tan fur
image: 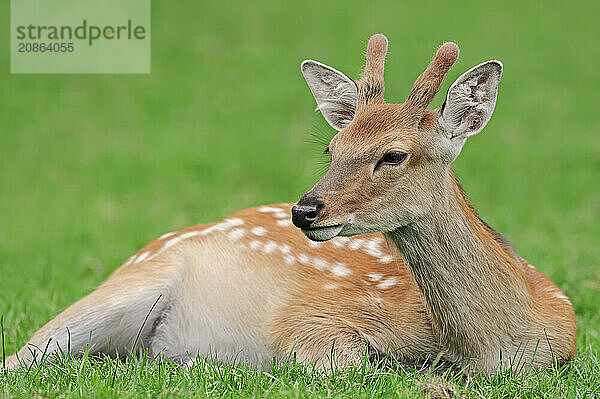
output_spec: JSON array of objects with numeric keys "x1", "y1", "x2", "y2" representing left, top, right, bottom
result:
[{"x1": 5, "y1": 204, "x2": 437, "y2": 370}]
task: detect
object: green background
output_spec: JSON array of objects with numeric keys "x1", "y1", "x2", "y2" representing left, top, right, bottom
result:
[{"x1": 1, "y1": 0, "x2": 599, "y2": 397}]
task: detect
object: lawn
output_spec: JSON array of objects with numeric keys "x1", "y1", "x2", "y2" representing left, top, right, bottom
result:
[{"x1": 1, "y1": 0, "x2": 599, "y2": 397}]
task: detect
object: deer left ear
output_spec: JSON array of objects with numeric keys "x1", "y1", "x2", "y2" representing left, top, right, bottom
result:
[
  {"x1": 301, "y1": 60, "x2": 358, "y2": 131},
  {"x1": 439, "y1": 60, "x2": 502, "y2": 140}
]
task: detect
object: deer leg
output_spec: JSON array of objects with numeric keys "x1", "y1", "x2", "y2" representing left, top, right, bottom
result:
[
  {"x1": 269, "y1": 305, "x2": 373, "y2": 370},
  {"x1": 4, "y1": 272, "x2": 171, "y2": 370}
]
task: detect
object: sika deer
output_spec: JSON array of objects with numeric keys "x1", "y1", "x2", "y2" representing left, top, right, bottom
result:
[
  {"x1": 292, "y1": 34, "x2": 576, "y2": 374},
  {"x1": 4, "y1": 35, "x2": 575, "y2": 376}
]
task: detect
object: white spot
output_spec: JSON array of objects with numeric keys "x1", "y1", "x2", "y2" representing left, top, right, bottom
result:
[
  {"x1": 263, "y1": 241, "x2": 277, "y2": 254},
  {"x1": 227, "y1": 228, "x2": 246, "y2": 241},
  {"x1": 366, "y1": 272, "x2": 383, "y2": 282},
  {"x1": 363, "y1": 238, "x2": 383, "y2": 257},
  {"x1": 331, "y1": 263, "x2": 351, "y2": 277},
  {"x1": 249, "y1": 240, "x2": 262, "y2": 250},
  {"x1": 134, "y1": 250, "x2": 151, "y2": 264},
  {"x1": 377, "y1": 277, "x2": 397, "y2": 289},
  {"x1": 348, "y1": 238, "x2": 364, "y2": 250},
  {"x1": 200, "y1": 218, "x2": 244, "y2": 236},
  {"x1": 258, "y1": 206, "x2": 284, "y2": 213},
  {"x1": 312, "y1": 257, "x2": 329, "y2": 271},
  {"x1": 146, "y1": 230, "x2": 202, "y2": 261},
  {"x1": 553, "y1": 292, "x2": 572, "y2": 304},
  {"x1": 163, "y1": 231, "x2": 201, "y2": 250},
  {"x1": 124, "y1": 255, "x2": 136, "y2": 265},
  {"x1": 250, "y1": 226, "x2": 267, "y2": 236},
  {"x1": 284, "y1": 255, "x2": 296, "y2": 265},
  {"x1": 378, "y1": 255, "x2": 394, "y2": 263},
  {"x1": 331, "y1": 236, "x2": 350, "y2": 248},
  {"x1": 323, "y1": 283, "x2": 339, "y2": 290},
  {"x1": 298, "y1": 253, "x2": 310, "y2": 264},
  {"x1": 278, "y1": 244, "x2": 291, "y2": 254},
  {"x1": 159, "y1": 231, "x2": 176, "y2": 240},
  {"x1": 361, "y1": 280, "x2": 372, "y2": 286},
  {"x1": 308, "y1": 240, "x2": 323, "y2": 248},
  {"x1": 528, "y1": 263, "x2": 536, "y2": 269},
  {"x1": 274, "y1": 212, "x2": 288, "y2": 219},
  {"x1": 276, "y1": 219, "x2": 292, "y2": 227}
]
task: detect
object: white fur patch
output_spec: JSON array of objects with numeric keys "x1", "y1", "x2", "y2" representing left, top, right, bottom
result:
[
  {"x1": 323, "y1": 283, "x2": 339, "y2": 290},
  {"x1": 250, "y1": 226, "x2": 267, "y2": 236},
  {"x1": 263, "y1": 241, "x2": 278, "y2": 254},
  {"x1": 348, "y1": 238, "x2": 364, "y2": 250},
  {"x1": 200, "y1": 218, "x2": 245, "y2": 236},
  {"x1": 227, "y1": 228, "x2": 247, "y2": 241},
  {"x1": 284, "y1": 255, "x2": 296, "y2": 265},
  {"x1": 366, "y1": 272, "x2": 383, "y2": 282},
  {"x1": 377, "y1": 277, "x2": 397, "y2": 289},
  {"x1": 134, "y1": 250, "x2": 151, "y2": 264},
  {"x1": 159, "y1": 231, "x2": 176, "y2": 240},
  {"x1": 363, "y1": 238, "x2": 384, "y2": 257},
  {"x1": 127, "y1": 219, "x2": 245, "y2": 265},
  {"x1": 246, "y1": 239, "x2": 296, "y2": 265},
  {"x1": 552, "y1": 292, "x2": 572, "y2": 305},
  {"x1": 276, "y1": 219, "x2": 292, "y2": 227},
  {"x1": 156, "y1": 231, "x2": 201, "y2": 255},
  {"x1": 278, "y1": 244, "x2": 291, "y2": 254},
  {"x1": 330, "y1": 263, "x2": 351, "y2": 277},
  {"x1": 331, "y1": 236, "x2": 350, "y2": 248},
  {"x1": 312, "y1": 257, "x2": 329, "y2": 271},
  {"x1": 298, "y1": 253, "x2": 310, "y2": 264},
  {"x1": 258, "y1": 206, "x2": 283, "y2": 213}
]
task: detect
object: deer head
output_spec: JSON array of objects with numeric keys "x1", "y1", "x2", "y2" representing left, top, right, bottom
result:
[{"x1": 293, "y1": 34, "x2": 502, "y2": 241}]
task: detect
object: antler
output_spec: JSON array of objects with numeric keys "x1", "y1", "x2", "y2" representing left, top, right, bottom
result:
[
  {"x1": 357, "y1": 34, "x2": 388, "y2": 108},
  {"x1": 404, "y1": 42, "x2": 459, "y2": 123}
]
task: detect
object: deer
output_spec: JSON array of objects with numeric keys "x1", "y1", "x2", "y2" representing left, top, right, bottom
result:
[{"x1": 3, "y1": 34, "x2": 575, "y2": 376}]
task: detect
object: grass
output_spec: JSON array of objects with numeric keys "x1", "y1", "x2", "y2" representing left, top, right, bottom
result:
[
  {"x1": 1, "y1": 0, "x2": 599, "y2": 397},
  {"x1": 1, "y1": 350, "x2": 599, "y2": 398}
]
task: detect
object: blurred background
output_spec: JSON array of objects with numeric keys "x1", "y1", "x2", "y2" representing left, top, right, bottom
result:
[{"x1": 0, "y1": 1, "x2": 598, "y2": 355}]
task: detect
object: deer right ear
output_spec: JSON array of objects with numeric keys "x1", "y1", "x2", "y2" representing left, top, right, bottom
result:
[
  {"x1": 301, "y1": 60, "x2": 358, "y2": 131},
  {"x1": 439, "y1": 60, "x2": 503, "y2": 140}
]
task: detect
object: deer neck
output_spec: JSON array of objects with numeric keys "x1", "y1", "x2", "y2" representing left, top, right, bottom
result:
[{"x1": 387, "y1": 170, "x2": 536, "y2": 365}]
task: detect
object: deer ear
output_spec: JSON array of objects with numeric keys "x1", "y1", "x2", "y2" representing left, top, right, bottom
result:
[
  {"x1": 301, "y1": 60, "x2": 358, "y2": 131},
  {"x1": 439, "y1": 60, "x2": 502, "y2": 140}
]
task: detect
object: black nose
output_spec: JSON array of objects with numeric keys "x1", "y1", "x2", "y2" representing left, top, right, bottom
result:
[{"x1": 291, "y1": 198, "x2": 324, "y2": 230}]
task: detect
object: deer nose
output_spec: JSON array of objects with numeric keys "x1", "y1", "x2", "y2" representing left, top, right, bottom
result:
[{"x1": 291, "y1": 199, "x2": 324, "y2": 230}]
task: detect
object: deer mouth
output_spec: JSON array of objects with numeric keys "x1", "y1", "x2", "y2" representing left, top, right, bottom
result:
[{"x1": 301, "y1": 224, "x2": 344, "y2": 242}]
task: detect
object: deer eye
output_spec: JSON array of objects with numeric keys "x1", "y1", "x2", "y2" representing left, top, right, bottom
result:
[{"x1": 378, "y1": 151, "x2": 407, "y2": 167}]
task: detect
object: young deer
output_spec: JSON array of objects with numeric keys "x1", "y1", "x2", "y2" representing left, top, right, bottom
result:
[{"x1": 4, "y1": 35, "x2": 575, "y2": 375}]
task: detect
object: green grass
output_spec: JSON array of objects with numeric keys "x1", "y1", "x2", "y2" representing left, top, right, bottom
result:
[
  {"x1": 1, "y1": 351, "x2": 599, "y2": 398},
  {"x1": 1, "y1": 0, "x2": 599, "y2": 397}
]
